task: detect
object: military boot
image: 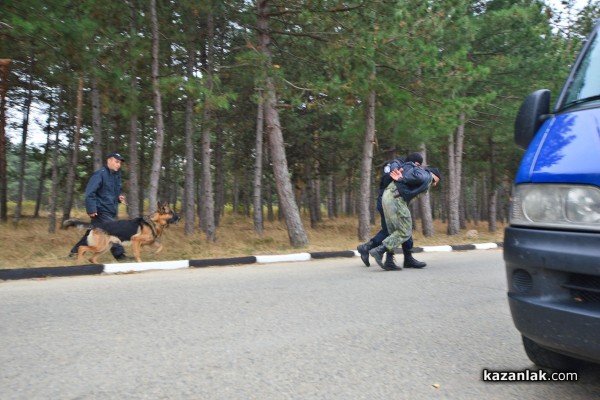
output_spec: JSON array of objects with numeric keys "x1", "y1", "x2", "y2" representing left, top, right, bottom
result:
[
  {"x1": 383, "y1": 252, "x2": 402, "y2": 271},
  {"x1": 369, "y1": 244, "x2": 388, "y2": 269},
  {"x1": 357, "y1": 240, "x2": 374, "y2": 267},
  {"x1": 403, "y1": 250, "x2": 427, "y2": 269}
]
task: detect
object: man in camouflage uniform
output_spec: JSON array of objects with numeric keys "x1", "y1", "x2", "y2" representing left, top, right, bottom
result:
[
  {"x1": 357, "y1": 153, "x2": 427, "y2": 270},
  {"x1": 369, "y1": 153, "x2": 441, "y2": 270}
]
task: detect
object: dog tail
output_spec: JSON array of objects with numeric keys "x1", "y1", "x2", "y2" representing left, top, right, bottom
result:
[{"x1": 63, "y1": 219, "x2": 92, "y2": 229}]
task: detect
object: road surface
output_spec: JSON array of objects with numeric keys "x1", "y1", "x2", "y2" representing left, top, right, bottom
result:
[{"x1": 1, "y1": 250, "x2": 599, "y2": 399}]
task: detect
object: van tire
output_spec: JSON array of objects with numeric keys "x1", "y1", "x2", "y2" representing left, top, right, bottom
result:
[{"x1": 522, "y1": 335, "x2": 582, "y2": 371}]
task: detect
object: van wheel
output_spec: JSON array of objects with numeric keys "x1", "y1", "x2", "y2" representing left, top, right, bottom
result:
[{"x1": 522, "y1": 335, "x2": 582, "y2": 371}]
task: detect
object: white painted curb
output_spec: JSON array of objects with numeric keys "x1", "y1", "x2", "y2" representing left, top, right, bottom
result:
[
  {"x1": 421, "y1": 245, "x2": 454, "y2": 252},
  {"x1": 103, "y1": 260, "x2": 189, "y2": 274},
  {"x1": 255, "y1": 253, "x2": 312, "y2": 264},
  {"x1": 3, "y1": 242, "x2": 504, "y2": 281}
]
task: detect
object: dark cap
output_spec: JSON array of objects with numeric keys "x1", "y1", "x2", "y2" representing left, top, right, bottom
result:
[
  {"x1": 106, "y1": 152, "x2": 125, "y2": 161},
  {"x1": 406, "y1": 152, "x2": 424, "y2": 165}
]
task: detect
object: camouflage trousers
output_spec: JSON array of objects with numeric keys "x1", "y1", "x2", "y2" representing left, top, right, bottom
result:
[{"x1": 381, "y1": 182, "x2": 412, "y2": 252}]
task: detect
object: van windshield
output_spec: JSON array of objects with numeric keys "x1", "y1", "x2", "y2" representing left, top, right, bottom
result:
[{"x1": 562, "y1": 30, "x2": 600, "y2": 109}]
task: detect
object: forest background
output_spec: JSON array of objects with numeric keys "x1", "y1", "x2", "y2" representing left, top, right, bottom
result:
[{"x1": 1, "y1": 0, "x2": 599, "y2": 269}]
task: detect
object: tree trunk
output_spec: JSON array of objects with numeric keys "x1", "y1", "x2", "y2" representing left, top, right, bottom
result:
[
  {"x1": 313, "y1": 167, "x2": 322, "y2": 222},
  {"x1": 488, "y1": 136, "x2": 498, "y2": 233},
  {"x1": 460, "y1": 173, "x2": 467, "y2": 229},
  {"x1": 304, "y1": 158, "x2": 317, "y2": 229},
  {"x1": 489, "y1": 188, "x2": 498, "y2": 233},
  {"x1": 183, "y1": 51, "x2": 196, "y2": 235},
  {"x1": 214, "y1": 127, "x2": 224, "y2": 226},
  {"x1": 137, "y1": 120, "x2": 147, "y2": 214},
  {"x1": 162, "y1": 127, "x2": 173, "y2": 204},
  {"x1": 34, "y1": 104, "x2": 53, "y2": 218},
  {"x1": 48, "y1": 94, "x2": 63, "y2": 233},
  {"x1": 13, "y1": 59, "x2": 35, "y2": 224},
  {"x1": 0, "y1": 59, "x2": 10, "y2": 223},
  {"x1": 126, "y1": 0, "x2": 141, "y2": 217},
  {"x1": 91, "y1": 76, "x2": 103, "y2": 171},
  {"x1": 266, "y1": 177, "x2": 274, "y2": 222},
  {"x1": 200, "y1": 11, "x2": 216, "y2": 242},
  {"x1": 232, "y1": 174, "x2": 239, "y2": 215},
  {"x1": 243, "y1": 185, "x2": 251, "y2": 217},
  {"x1": 327, "y1": 148, "x2": 338, "y2": 219},
  {"x1": 61, "y1": 75, "x2": 84, "y2": 224},
  {"x1": 128, "y1": 113, "x2": 140, "y2": 217},
  {"x1": 257, "y1": 0, "x2": 308, "y2": 247},
  {"x1": 264, "y1": 135, "x2": 274, "y2": 222},
  {"x1": 309, "y1": 134, "x2": 322, "y2": 225},
  {"x1": 418, "y1": 143, "x2": 434, "y2": 237},
  {"x1": 148, "y1": 0, "x2": 166, "y2": 214},
  {"x1": 327, "y1": 173, "x2": 337, "y2": 219},
  {"x1": 447, "y1": 113, "x2": 465, "y2": 235},
  {"x1": 253, "y1": 88, "x2": 265, "y2": 235},
  {"x1": 197, "y1": 172, "x2": 204, "y2": 225},
  {"x1": 357, "y1": 89, "x2": 376, "y2": 241},
  {"x1": 471, "y1": 178, "x2": 479, "y2": 226},
  {"x1": 481, "y1": 175, "x2": 488, "y2": 224},
  {"x1": 410, "y1": 202, "x2": 419, "y2": 232},
  {"x1": 264, "y1": 78, "x2": 309, "y2": 247}
]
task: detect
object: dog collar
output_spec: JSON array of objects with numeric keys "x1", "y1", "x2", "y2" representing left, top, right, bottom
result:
[{"x1": 142, "y1": 216, "x2": 159, "y2": 239}]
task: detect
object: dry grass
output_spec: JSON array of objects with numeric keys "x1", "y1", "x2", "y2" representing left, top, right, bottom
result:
[{"x1": 0, "y1": 204, "x2": 505, "y2": 270}]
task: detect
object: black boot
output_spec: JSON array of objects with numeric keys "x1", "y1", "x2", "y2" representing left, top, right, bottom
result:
[
  {"x1": 369, "y1": 244, "x2": 388, "y2": 269},
  {"x1": 403, "y1": 250, "x2": 426, "y2": 269},
  {"x1": 69, "y1": 230, "x2": 91, "y2": 257},
  {"x1": 383, "y1": 252, "x2": 402, "y2": 271},
  {"x1": 111, "y1": 244, "x2": 134, "y2": 262},
  {"x1": 357, "y1": 240, "x2": 374, "y2": 267}
]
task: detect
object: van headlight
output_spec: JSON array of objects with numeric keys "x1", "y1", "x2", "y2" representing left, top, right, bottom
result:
[{"x1": 510, "y1": 184, "x2": 600, "y2": 231}]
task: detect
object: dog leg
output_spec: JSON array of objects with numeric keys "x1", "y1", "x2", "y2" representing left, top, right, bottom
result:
[
  {"x1": 151, "y1": 240, "x2": 163, "y2": 255},
  {"x1": 131, "y1": 237, "x2": 143, "y2": 263},
  {"x1": 76, "y1": 244, "x2": 101, "y2": 264},
  {"x1": 77, "y1": 246, "x2": 89, "y2": 263},
  {"x1": 90, "y1": 243, "x2": 113, "y2": 264}
]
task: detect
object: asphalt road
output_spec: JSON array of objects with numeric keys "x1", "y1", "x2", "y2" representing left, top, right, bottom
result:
[{"x1": 1, "y1": 250, "x2": 599, "y2": 400}]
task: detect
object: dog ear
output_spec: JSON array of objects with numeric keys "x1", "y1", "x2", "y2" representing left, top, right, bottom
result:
[{"x1": 158, "y1": 201, "x2": 172, "y2": 213}]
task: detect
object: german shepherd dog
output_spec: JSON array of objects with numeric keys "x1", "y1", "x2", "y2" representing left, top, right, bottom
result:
[{"x1": 64, "y1": 202, "x2": 180, "y2": 264}]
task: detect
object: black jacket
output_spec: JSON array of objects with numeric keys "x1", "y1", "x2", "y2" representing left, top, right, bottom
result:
[
  {"x1": 85, "y1": 166, "x2": 122, "y2": 217},
  {"x1": 393, "y1": 162, "x2": 433, "y2": 204}
]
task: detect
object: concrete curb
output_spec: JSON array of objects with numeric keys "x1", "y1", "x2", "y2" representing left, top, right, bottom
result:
[{"x1": 0, "y1": 242, "x2": 504, "y2": 281}]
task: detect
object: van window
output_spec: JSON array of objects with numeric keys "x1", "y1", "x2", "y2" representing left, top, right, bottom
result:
[{"x1": 562, "y1": 31, "x2": 600, "y2": 107}]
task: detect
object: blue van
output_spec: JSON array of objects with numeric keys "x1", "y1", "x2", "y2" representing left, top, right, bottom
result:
[{"x1": 504, "y1": 21, "x2": 600, "y2": 370}]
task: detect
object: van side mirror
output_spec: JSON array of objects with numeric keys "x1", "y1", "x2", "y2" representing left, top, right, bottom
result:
[{"x1": 514, "y1": 89, "x2": 551, "y2": 149}]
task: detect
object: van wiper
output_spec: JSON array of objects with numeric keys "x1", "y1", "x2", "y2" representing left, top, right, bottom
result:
[{"x1": 561, "y1": 94, "x2": 600, "y2": 111}]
